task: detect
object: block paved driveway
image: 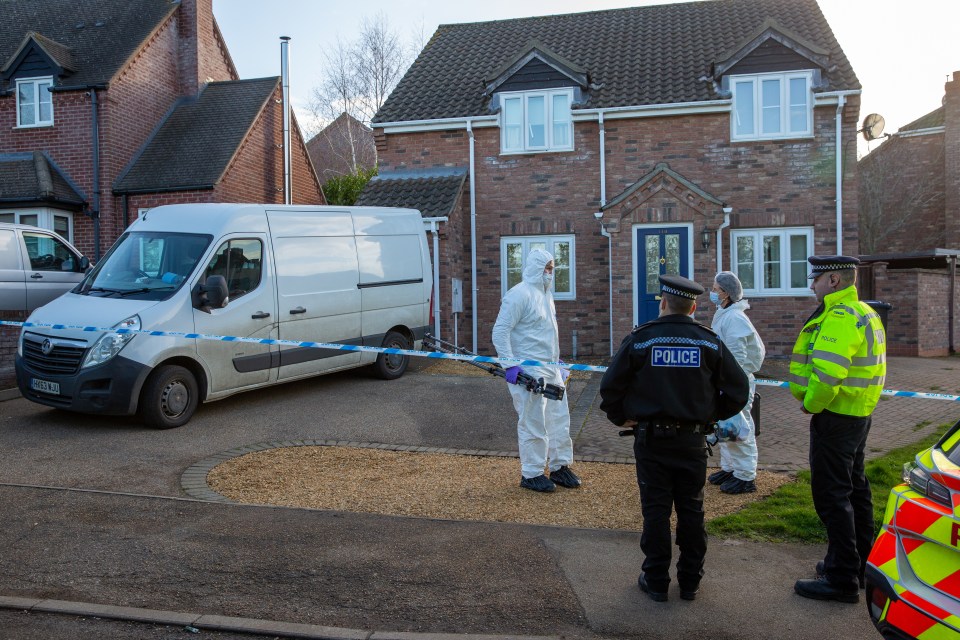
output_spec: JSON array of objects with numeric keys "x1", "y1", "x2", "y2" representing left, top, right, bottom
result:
[{"x1": 573, "y1": 355, "x2": 960, "y2": 470}]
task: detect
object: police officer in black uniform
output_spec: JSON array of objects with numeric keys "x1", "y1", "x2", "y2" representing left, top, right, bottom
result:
[{"x1": 600, "y1": 274, "x2": 750, "y2": 602}]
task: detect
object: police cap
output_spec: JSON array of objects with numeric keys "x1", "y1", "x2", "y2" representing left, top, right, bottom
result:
[
  {"x1": 658, "y1": 274, "x2": 704, "y2": 299},
  {"x1": 807, "y1": 255, "x2": 860, "y2": 279}
]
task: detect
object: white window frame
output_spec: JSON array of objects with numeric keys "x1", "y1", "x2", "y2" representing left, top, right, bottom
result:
[
  {"x1": 731, "y1": 227, "x2": 814, "y2": 296},
  {"x1": 15, "y1": 76, "x2": 54, "y2": 128},
  {"x1": 0, "y1": 208, "x2": 73, "y2": 241},
  {"x1": 500, "y1": 88, "x2": 574, "y2": 154},
  {"x1": 730, "y1": 71, "x2": 812, "y2": 141},
  {"x1": 500, "y1": 235, "x2": 575, "y2": 300}
]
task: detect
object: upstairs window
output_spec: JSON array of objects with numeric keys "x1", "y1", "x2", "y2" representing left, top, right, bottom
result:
[
  {"x1": 501, "y1": 89, "x2": 573, "y2": 153},
  {"x1": 16, "y1": 77, "x2": 54, "y2": 128},
  {"x1": 731, "y1": 71, "x2": 812, "y2": 141}
]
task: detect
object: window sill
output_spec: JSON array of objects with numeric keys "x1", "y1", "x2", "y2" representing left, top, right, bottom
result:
[
  {"x1": 499, "y1": 147, "x2": 575, "y2": 156},
  {"x1": 730, "y1": 133, "x2": 814, "y2": 143},
  {"x1": 14, "y1": 123, "x2": 54, "y2": 130}
]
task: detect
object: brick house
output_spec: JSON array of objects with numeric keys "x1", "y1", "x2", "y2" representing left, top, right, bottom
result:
[
  {"x1": 857, "y1": 71, "x2": 960, "y2": 356},
  {"x1": 306, "y1": 112, "x2": 376, "y2": 183},
  {"x1": 0, "y1": 0, "x2": 323, "y2": 389},
  {"x1": 362, "y1": 0, "x2": 860, "y2": 358}
]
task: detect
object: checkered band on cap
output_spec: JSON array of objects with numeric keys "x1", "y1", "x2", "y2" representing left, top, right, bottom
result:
[
  {"x1": 661, "y1": 284, "x2": 698, "y2": 299},
  {"x1": 810, "y1": 262, "x2": 857, "y2": 272}
]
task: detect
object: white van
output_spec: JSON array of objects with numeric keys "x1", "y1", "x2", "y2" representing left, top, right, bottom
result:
[
  {"x1": 0, "y1": 222, "x2": 90, "y2": 312},
  {"x1": 15, "y1": 204, "x2": 432, "y2": 428}
]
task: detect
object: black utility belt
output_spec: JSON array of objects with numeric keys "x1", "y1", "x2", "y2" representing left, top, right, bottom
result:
[{"x1": 638, "y1": 420, "x2": 709, "y2": 436}]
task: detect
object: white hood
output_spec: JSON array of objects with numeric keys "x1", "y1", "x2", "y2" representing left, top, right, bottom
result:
[{"x1": 25, "y1": 294, "x2": 161, "y2": 341}]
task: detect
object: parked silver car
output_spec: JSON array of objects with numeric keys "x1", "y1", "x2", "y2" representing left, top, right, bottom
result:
[{"x1": 0, "y1": 222, "x2": 89, "y2": 312}]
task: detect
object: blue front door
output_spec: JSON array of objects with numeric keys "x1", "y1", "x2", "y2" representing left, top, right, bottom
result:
[{"x1": 636, "y1": 226, "x2": 690, "y2": 326}]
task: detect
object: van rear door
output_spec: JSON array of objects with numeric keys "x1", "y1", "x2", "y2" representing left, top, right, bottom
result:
[{"x1": 268, "y1": 210, "x2": 362, "y2": 380}]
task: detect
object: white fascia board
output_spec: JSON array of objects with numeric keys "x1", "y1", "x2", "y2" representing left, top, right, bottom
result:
[
  {"x1": 896, "y1": 126, "x2": 945, "y2": 138},
  {"x1": 376, "y1": 116, "x2": 498, "y2": 134},
  {"x1": 574, "y1": 99, "x2": 732, "y2": 121},
  {"x1": 813, "y1": 90, "x2": 861, "y2": 106}
]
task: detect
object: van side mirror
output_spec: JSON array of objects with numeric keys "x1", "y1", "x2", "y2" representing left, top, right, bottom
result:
[
  {"x1": 196, "y1": 275, "x2": 229, "y2": 311},
  {"x1": 78, "y1": 256, "x2": 90, "y2": 272}
]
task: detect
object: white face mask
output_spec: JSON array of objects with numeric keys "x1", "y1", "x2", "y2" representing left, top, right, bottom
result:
[
  {"x1": 542, "y1": 272, "x2": 554, "y2": 289},
  {"x1": 709, "y1": 291, "x2": 721, "y2": 305}
]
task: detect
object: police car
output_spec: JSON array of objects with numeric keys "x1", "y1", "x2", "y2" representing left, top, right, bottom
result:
[{"x1": 865, "y1": 418, "x2": 960, "y2": 639}]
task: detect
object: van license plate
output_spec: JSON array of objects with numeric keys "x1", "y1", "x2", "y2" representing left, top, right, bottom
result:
[{"x1": 31, "y1": 378, "x2": 60, "y2": 395}]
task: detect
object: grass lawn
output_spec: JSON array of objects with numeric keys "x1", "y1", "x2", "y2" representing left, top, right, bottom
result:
[{"x1": 707, "y1": 421, "x2": 955, "y2": 542}]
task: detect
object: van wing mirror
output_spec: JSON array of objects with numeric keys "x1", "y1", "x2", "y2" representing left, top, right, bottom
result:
[
  {"x1": 78, "y1": 255, "x2": 90, "y2": 272},
  {"x1": 195, "y1": 275, "x2": 229, "y2": 312}
]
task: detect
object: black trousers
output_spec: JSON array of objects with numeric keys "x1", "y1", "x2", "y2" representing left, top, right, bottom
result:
[
  {"x1": 809, "y1": 410, "x2": 874, "y2": 589},
  {"x1": 634, "y1": 432, "x2": 707, "y2": 592}
]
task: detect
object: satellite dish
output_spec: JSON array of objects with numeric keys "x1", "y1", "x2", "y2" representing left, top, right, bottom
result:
[{"x1": 860, "y1": 113, "x2": 886, "y2": 141}]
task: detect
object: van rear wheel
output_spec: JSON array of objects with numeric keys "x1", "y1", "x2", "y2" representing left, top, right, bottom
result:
[
  {"x1": 139, "y1": 365, "x2": 199, "y2": 429},
  {"x1": 373, "y1": 331, "x2": 410, "y2": 380}
]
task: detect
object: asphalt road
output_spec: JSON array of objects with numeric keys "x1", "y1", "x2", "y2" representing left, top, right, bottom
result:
[{"x1": 0, "y1": 362, "x2": 880, "y2": 639}]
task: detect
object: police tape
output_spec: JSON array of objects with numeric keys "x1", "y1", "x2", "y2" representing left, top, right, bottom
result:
[{"x1": 3, "y1": 319, "x2": 959, "y2": 402}]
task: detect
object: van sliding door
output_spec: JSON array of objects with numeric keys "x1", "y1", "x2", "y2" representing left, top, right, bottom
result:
[{"x1": 271, "y1": 225, "x2": 362, "y2": 380}]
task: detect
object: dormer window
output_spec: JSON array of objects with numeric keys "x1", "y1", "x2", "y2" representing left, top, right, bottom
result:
[
  {"x1": 501, "y1": 88, "x2": 573, "y2": 154},
  {"x1": 731, "y1": 71, "x2": 812, "y2": 141},
  {"x1": 16, "y1": 76, "x2": 53, "y2": 127}
]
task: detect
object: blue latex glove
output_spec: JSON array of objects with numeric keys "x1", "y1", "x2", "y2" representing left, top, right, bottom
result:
[{"x1": 505, "y1": 366, "x2": 523, "y2": 384}]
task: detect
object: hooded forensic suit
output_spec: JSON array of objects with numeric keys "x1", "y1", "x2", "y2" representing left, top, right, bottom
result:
[
  {"x1": 492, "y1": 248, "x2": 573, "y2": 479},
  {"x1": 712, "y1": 297, "x2": 765, "y2": 481}
]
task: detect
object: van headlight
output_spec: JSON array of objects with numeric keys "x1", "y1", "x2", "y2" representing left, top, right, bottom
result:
[{"x1": 82, "y1": 315, "x2": 141, "y2": 368}]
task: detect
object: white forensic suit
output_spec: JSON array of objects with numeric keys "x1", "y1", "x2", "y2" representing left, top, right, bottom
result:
[
  {"x1": 711, "y1": 299, "x2": 765, "y2": 481},
  {"x1": 491, "y1": 248, "x2": 573, "y2": 479}
]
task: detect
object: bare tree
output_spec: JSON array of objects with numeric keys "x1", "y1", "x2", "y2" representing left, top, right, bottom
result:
[
  {"x1": 308, "y1": 12, "x2": 411, "y2": 129},
  {"x1": 858, "y1": 135, "x2": 945, "y2": 254}
]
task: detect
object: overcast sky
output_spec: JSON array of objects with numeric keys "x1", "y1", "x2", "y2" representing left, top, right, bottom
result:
[{"x1": 212, "y1": 0, "x2": 960, "y2": 156}]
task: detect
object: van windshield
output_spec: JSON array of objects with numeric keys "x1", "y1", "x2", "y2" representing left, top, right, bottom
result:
[{"x1": 79, "y1": 231, "x2": 212, "y2": 300}]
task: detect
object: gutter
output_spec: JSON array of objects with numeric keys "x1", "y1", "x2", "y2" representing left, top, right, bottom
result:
[{"x1": 716, "y1": 206, "x2": 732, "y2": 273}]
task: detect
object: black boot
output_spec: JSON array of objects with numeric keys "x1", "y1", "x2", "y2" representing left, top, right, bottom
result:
[{"x1": 794, "y1": 576, "x2": 859, "y2": 603}]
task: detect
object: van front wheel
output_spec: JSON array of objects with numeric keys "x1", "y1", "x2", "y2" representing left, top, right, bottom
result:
[
  {"x1": 139, "y1": 365, "x2": 199, "y2": 429},
  {"x1": 373, "y1": 331, "x2": 410, "y2": 380}
]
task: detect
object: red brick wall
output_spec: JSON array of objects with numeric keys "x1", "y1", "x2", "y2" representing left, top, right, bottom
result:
[
  {"x1": 858, "y1": 131, "x2": 945, "y2": 254},
  {"x1": 872, "y1": 263, "x2": 960, "y2": 357},
  {"x1": 376, "y1": 98, "x2": 860, "y2": 358},
  {"x1": 216, "y1": 87, "x2": 324, "y2": 204}
]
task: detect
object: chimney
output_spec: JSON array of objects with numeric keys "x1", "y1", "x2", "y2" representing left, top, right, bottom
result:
[{"x1": 177, "y1": 0, "x2": 215, "y2": 96}]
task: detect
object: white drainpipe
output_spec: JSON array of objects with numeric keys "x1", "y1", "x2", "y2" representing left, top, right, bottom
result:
[
  {"x1": 597, "y1": 111, "x2": 613, "y2": 356},
  {"x1": 716, "y1": 206, "x2": 732, "y2": 273},
  {"x1": 835, "y1": 94, "x2": 846, "y2": 254},
  {"x1": 467, "y1": 119, "x2": 478, "y2": 353}
]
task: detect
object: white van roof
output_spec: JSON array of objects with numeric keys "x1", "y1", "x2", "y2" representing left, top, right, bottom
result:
[{"x1": 130, "y1": 204, "x2": 424, "y2": 237}]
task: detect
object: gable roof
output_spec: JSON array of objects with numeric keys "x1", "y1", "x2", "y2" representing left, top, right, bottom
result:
[
  {"x1": 306, "y1": 112, "x2": 377, "y2": 180},
  {"x1": 114, "y1": 77, "x2": 280, "y2": 194},
  {"x1": 900, "y1": 106, "x2": 945, "y2": 132},
  {"x1": 0, "y1": 0, "x2": 176, "y2": 90},
  {"x1": 0, "y1": 151, "x2": 85, "y2": 208},
  {"x1": 374, "y1": 0, "x2": 858, "y2": 124},
  {"x1": 356, "y1": 169, "x2": 467, "y2": 218}
]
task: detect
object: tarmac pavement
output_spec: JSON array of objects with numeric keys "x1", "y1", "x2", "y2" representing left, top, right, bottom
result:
[{"x1": 1, "y1": 354, "x2": 959, "y2": 639}]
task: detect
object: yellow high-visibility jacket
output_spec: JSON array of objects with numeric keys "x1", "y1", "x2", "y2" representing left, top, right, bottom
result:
[{"x1": 789, "y1": 285, "x2": 887, "y2": 416}]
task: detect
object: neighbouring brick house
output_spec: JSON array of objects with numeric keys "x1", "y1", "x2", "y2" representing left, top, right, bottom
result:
[
  {"x1": 858, "y1": 71, "x2": 960, "y2": 356},
  {"x1": 363, "y1": 0, "x2": 861, "y2": 358},
  {"x1": 0, "y1": 0, "x2": 324, "y2": 389},
  {"x1": 306, "y1": 112, "x2": 376, "y2": 183}
]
